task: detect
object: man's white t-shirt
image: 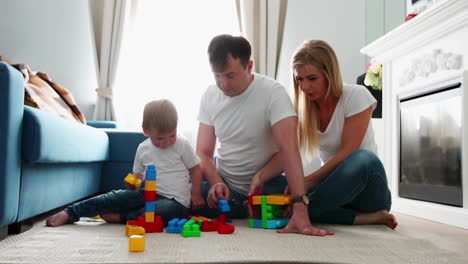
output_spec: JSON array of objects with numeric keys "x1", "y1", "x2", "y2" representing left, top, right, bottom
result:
[
  {"x1": 319, "y1": 84, "x2": 377, "y2": 163},
  {"x1": 133, "y1": 135, "x2": 200, "y2": 208},
  {"x1": 198, "y1": 73, "x2": 296, "y2": 196}
]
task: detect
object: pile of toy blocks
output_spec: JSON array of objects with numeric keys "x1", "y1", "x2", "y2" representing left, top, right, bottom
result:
[
  {"x1": 166, "y1": 199, "x2": 235, "y2": 237},
  {"x1": 247, "y1": 194, "x2": 290, "y2": 229}
]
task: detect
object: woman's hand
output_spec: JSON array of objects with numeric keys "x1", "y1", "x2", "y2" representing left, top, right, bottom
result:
[
  {"x1": 277, "y1": 203, "x2": 334, "y2": 236},
  {"x1": 207, "y1": 182, "x2": 230, "y2": 208}
]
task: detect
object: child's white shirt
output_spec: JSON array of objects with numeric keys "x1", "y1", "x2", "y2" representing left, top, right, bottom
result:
[
  {"x1": 318, "y1": 84, "x2": 377, "y2": 163},
  {"x1": 132, "y1": 135, "x2": 200, "y2": 208}
]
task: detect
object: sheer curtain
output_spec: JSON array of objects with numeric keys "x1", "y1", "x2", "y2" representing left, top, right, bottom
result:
[{"x1": 114, "y1": 0, "x2": 239, "y2": 144}]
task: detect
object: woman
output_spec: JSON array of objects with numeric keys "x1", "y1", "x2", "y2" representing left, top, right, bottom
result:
[{"x1": 251, "y1": 40, "x2": 397, "y2": 231}]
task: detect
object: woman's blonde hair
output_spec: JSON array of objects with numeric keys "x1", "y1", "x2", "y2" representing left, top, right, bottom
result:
[
  {"x1": 292, "y1": 40, "x2": 343, "y2": 155},
  {"x1": 142, "y1": 99, "x2": 178, "y2": 134}
]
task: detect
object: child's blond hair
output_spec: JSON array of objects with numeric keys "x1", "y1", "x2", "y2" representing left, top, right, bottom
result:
[{"x1": 142, "y1": 99, "x2": 178, "y2": 134}]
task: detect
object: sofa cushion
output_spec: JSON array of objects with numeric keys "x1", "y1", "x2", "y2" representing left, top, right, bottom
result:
[{"x1": 22, "y1": 106, "x2": 109, "y2": 164}]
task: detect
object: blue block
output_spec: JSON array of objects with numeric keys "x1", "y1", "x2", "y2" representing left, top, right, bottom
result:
[
  {"x1": 166, "y1": 218, "x2": 181, "y2": 233},
  {"x1": 146, "y1": 164, "x2": 157, "y2": 181},
  {"x1": 265, "y1": 218, "x2": 289, "y2": 229},
  {"x1": 252, "y1": 219, "x2": 263, "y2": 228},
  {"x1": 218, "y1": 199, "x2": 231, "y2": 213},
  {"x1": 145, "y1": 201, "x2": 155, "y2": 212}
]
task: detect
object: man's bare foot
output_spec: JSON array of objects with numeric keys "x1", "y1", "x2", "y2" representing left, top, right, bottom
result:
[
  {"x1": 354, "y1": 210, "x2": 398, "y2": 229},
  {"x1": 100, "y1": 213, "x2": 121, "y2": 223},
  {"x1": 46, "y1": 211, "x2": 70, "y2": 227}
]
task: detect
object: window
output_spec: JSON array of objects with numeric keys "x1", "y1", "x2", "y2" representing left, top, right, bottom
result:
[{"x1": 114, "y1": 0, "x2": 239, "y2": 144}]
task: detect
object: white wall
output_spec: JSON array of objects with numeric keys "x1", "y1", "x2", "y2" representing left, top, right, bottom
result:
[
  {"x1": 0, "y1": 0, "x2": 98, "y2": 119},
  {"x1": 277, "y1": 0, "x2": 367, "y2": 91}
]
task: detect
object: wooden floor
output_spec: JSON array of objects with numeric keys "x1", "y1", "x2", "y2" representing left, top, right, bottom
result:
[{"x1": 394, "y1": 212, "x2": 468, "y2": 259}]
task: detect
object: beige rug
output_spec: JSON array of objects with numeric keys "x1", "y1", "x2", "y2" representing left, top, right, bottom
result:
[{"x1": 0, "y1": 218, "x2": 465, "y2": 264}]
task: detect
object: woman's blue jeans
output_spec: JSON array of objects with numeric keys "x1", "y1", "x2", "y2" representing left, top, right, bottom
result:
[
  {"x1": 307, "y1": 149, "x2": 392, "y2": 224},
  {"x1": 64, "y1": 188, "x2": 189, "y2": 224}
]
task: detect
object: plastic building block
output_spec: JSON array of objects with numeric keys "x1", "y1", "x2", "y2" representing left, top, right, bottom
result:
[
  {"x1": 145, "y1": 165, "x2": 157, "y2": 181},
  {"x1": 145, "y1": 180, "x2": 156, "y2": 191},
  {"x1": 218, "y1": 199, "x2": 231, "y2": 213},
  {"x1": 129, "y1": 235, "x2": 145, "y2": 252},
  {"x1": 145, "y1": 212, "x2": 155, "y2": 222},
  {"x1": 126, "y1": 225, "x2": 145, "y2": 236},
  {"x1": 145, "y1": 201, "x2": 156, "y2": 212},
  {"x1": 201, "y1": 220, "x2": 219, "y2": 232},
  {"x1": 218, "y1": 224, "x2": 235, "y2": 234},
  {"x1": 144, "y1": 191, "x2": 156, "y2": 201},
  {"x1": 181, "y1": 219, "x2": 201, "y2": 237},
  {"x1": 166, "y1": 218, "x2": 188, "y2": 233},
  {"x1": 266, "y1": 195, "x2": 291, "y2": 205},
  {"x1": 265, "y1": 219, "x2": 289, "y2": 229},
  {"x1": 218, "y1": 213, "x2": 227, "y2": 224},
  {"x1": 124, "y1": 173, "x2": 142, "y2": 188}
]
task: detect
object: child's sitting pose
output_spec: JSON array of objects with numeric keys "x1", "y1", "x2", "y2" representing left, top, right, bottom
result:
[{"x1": 46, "y1": 99, "x2": 205, "y2": 226}]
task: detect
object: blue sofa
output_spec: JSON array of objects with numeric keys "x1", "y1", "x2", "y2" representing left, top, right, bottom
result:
[{"x1": 0, "y1": 62, "x2": 146, "y2": 239}]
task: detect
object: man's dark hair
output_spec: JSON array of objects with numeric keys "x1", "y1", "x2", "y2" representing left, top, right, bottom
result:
[{"x1": 208, "y1": 34, "x2": 251, "y2": 70}]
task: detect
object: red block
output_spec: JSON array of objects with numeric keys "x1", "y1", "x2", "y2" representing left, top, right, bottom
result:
[
  {"x1": 218, "y1": 224, "x2": 235, "y2": 234},
  {"x1": 144, "y1": 191, "x2": 157, "y2": 201},
  {"x1": 218, "y1": 213, "x2": 227, "y2": 224},
  {"x1": 248, "y1": 195, "x2": 254, "y2": 205},
  {"x1": 145, "y1": 216, "x2": 164, "y2": 233},
  {"x1": 201, "y1": 220, "x2": 219, "y2": 232}
]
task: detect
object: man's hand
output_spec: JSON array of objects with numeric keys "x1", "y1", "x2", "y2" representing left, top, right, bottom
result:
[
  {"x1": 191, "y1": 194, "x2": 206, "y2": 211},
  {"x1": 277, "y1": 203, "x2": 334, "y2": 236},
  {"x1": 207, "y1": 182, "x2": 230, "y2": 208},
  {"x1": 249, "y1": 172, "x2": 265, "y2": 196}
]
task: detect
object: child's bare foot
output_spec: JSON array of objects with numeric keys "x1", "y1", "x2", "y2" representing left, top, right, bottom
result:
[
  {"x1": 354, "y1": 210, "x2": 398, "y2": 229},
  {"x1": 46, "y1": 211, "x2": 70, "y2": 227},
  {"x1": 100, "y1": 213, "x2": 121, "y2": 223}
]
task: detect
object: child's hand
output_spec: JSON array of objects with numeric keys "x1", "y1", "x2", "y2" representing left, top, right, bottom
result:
[
  {"x1": 124, "y1": 173, "x2": 143, "y2": 190},
  {"x1": 190, "y1": 194, "x2": 206, "y2": 211}
]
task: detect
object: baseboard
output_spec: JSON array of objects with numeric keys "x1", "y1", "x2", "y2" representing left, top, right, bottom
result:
[{"x1": 393, "y1": 197, "x2": 468, "y2": 230}]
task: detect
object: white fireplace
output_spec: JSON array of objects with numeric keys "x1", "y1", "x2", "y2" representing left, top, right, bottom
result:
[{"x1": 361, "y1": 0, "x2": 468, "y2": 229}]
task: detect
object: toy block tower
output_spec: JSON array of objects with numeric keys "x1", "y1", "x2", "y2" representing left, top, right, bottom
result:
[
  {"x1": 248, "y1": 194, "x2": 290, "y2": 229},
  {"x1": 126, "y1": 164, "x2": 164, "y2": 233}
]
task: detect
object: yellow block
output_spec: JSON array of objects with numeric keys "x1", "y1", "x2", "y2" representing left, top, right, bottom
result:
[
  {"x1": 145, "y1": 180, "x2": 156, "y2": 191},
  {"x1": 251, "y1": 196, "x2": 262, "y2": 205},
  {"x1": 129, "y1": 235, "x2": 145, "y2": 252},
  {"x1": 266, "y1": 195, "x2": 291, "y2": 205},
  {"x1": 145, "y1": 212, "x2": 154, "y2": 222},
  {"x1": 124, "y1": 173, "x2": 142, "y2": 188},
  {"x1": 126, "y1": 225, "x2": 145, "y2": 237}
]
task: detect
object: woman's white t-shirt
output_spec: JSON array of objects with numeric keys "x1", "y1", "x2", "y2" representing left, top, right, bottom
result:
[{"x1": 318, "y1": 84, "x2": 377, "y2": 163}]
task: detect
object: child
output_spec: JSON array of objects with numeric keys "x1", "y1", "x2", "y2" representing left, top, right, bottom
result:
[{"x1": 46, "y1": 99, "x2": 205, "y2": 226}]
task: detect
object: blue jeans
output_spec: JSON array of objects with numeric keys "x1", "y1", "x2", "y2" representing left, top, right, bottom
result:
[
  {"x1": 64, "y1": 188, "x2": 189, "y2": 225},
  {"x1": 192, "y1": 175, "x2": 288, "y2": 219},
  {"x1": 307, "y1": 149, "x2": 392, "y2": 224}
]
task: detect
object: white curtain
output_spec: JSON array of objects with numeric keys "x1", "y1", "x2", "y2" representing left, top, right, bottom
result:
[
  {"x1": 93, "y1": 0, "x2": 134, "y2": 121},
  {"x1": 236, "y1": 0, "x2": 288, "y2": 79},
  {"x1": 113, "y1": 0, "x2": 239, "y2": 144}
]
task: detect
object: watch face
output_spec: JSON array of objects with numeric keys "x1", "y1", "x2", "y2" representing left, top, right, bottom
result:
[{"x1": 303, "y1": 195, "x2": 310, "y2": 205}]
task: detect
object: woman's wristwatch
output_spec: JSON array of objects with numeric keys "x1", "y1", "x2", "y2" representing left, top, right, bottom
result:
[{"x1": 292, "y1": 195, "x2": 310, "y2": 206}]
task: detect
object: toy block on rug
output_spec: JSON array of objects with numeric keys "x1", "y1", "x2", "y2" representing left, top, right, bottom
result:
[{"x1": 248, "y1": 194, "x2": 290, "y2": 229}]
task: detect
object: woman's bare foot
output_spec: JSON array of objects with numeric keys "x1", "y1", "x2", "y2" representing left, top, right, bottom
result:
[
  {"x1": 100, "y1": 213, "x2": 121, "y2": 223},
  {"x1": 46, "y1": 211, "x2": 70, "y2": 227},
  {"x1": 354, "y1": 210, "x2": 398, "y2": 229}
]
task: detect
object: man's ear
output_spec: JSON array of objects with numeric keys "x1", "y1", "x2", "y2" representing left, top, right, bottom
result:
[
  {"x1": 247, "y1": 60, "x2": 254, "y2": 73},
  {"x1": 143, "y1": 128, "x2": 149, "y2": 136}
]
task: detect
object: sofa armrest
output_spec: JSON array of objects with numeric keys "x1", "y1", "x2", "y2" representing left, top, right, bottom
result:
[
  {"x1": 87, "y1": 120, "x2": 119, "y2": 128},
  {"x1": 101, "y1": 130, "x2": 147, "y2": 192},
  {"x1": 104, "y1": 130, "x2": 147, "y2": 162},
  {"x1": 22, "y1": 106, "x2": 109, "y2": 164}
]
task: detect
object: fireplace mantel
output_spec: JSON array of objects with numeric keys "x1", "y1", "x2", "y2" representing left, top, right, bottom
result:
[{"x1": 361, "y1": 0, "x2": 468, "y2": 229}]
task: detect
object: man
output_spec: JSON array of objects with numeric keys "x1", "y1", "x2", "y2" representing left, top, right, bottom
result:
[{"x1": 195, "y1": 34, "x2": 332, "y2": 236}]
